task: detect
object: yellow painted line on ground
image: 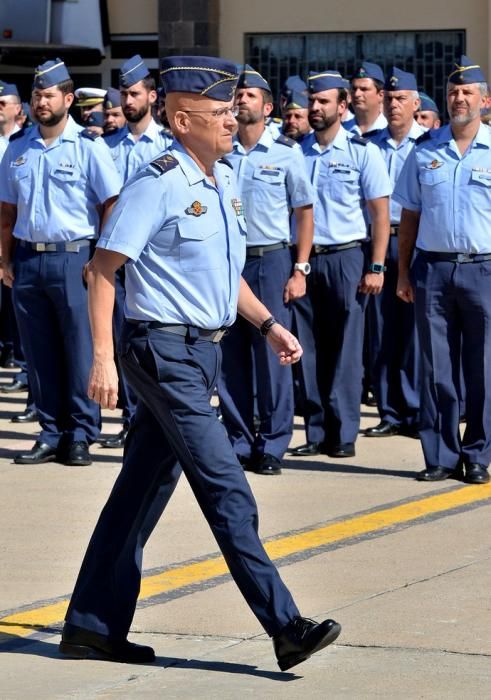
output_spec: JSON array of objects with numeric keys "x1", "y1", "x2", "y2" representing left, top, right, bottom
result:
[{"x1": 1, "y1": 483, "x2": 491, "y2": 644}]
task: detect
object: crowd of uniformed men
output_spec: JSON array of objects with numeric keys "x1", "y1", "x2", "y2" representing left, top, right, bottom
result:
[{"x1": 0, "y1": 52, "x2": 490, "y2": 487}]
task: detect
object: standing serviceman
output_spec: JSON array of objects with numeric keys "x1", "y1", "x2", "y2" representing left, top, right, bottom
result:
[
  {"x1": 59, "y1": 55, "x2": 341, "y2": 671},
  {"x1": 0, "y1": 58, "x2": 121, "y2": 466},
  {"x1": 365, "y1": 68, "x2": 424, "y2": 439},
  {"x1": 218, "y1": 65, "x2": 314, "y2": 475},
  {"x1": 103, "y1": 87, "x2": 126, "y2": 134},
  {"x1": 299, "y1": 70, "x2": 391, "y2": 458},
  {"x1": 415, "y1": 92, "x2": 441, "y2": 130},
  {"x1": 395, "y1": 56, "x2": 491, "y2": 484},
  {"x1": 99, "y1": 55, "x2": 173, "y2": 449},
  {"x1": 344, "y1": 62, "x2": 387, "y2": 137}
]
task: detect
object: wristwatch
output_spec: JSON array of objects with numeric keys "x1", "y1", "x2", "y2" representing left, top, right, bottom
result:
[
  {"x1": 294, "y1": 262, "x2": 311, "y2": 276},
  {"x1": 368, "y1": 262, "x2": 387, "y2": 274}
]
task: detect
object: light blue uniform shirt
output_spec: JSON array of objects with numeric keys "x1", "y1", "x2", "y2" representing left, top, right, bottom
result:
[
  {"x1": 343, "y1": 112, "x2": 388, "y2": 136},
  {"x1": 393, "y1": 123, "x2": 491, "y2": 253},
  {"x1": 0, "y1": 124, "x2": 20, "y2": 162},
  {"x1": 227, "y1": 128, "x2": 314, "y2": 246},
  {"x1": 301, "y1": 127, "x2": 392, "y2": 245},
  {"x1": 372, "y1": 120, "x2": 425, "y2": 224},
  {"x1": 98, "y1": 141, "x2": 247, "y2": 329},
  {"x1": 104, "y1": 118, "x2": 173, "y2": 182},
  {"x1": 0, "y1": 116, "x2": 121, "y2": 242}
]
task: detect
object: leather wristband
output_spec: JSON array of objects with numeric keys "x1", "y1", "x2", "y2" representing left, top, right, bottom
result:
[{"x1": 260, "y1": 315, "x2": 277, "y2": 336}]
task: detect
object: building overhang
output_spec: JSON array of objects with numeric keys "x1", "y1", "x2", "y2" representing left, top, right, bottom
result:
[{"x1": 0, "y1": 41, "x2": 102, "y2": 67}]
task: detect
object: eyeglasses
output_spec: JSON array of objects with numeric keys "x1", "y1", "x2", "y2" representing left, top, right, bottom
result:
[{"x1": 181, "y1": 106, "x2": 239, "y2": 119}]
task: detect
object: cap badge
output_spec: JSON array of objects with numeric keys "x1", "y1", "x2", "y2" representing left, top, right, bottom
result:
[{"x1": 185, "y1": 200, "x2": 208, "y2": 216}]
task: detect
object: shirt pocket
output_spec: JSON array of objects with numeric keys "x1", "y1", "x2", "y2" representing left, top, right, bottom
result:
[
  {"x1": 327, "y1": 169, "x2": 359, "y2": 199},
  {"x1": 49, "y1": 166, "x2": 80, "y2": 184},
  {"x1": 468, "y1": 170, "x2": 491, "y2": 206},
  {"x1": 10, "y1": 164, "x2": 32, "y2": 202},
  {"x1": 419, "y1": 168, "x2": 448, "y2": 204},
  {"x1": 177, "y1": 218, "x2": 221, "y2": 272},
  {"x1": 252, "y1": 167, "x2": 284, "y2": 186}
]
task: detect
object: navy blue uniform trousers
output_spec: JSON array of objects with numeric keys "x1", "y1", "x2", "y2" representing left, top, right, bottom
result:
[
  {"x1": 65, "y1": 322, "x2": 299, "y2": 638},
  {"x1": 12, "y1": 245, "x2": 100, "y2": 447},
  {"x1": 412, "y1": 252, "x2": 491, "y2": 469},
  {"x1": 218, "y1": 247, "x2": 294, "y2": 460},
  {"x1": 368, "y1": 235, "x2": 420, "y2": 428},
  {"x1": 310, "y1": 246, "x2": 367, "y2": 446}
]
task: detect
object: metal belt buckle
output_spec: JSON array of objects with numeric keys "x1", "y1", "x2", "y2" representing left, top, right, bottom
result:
[
  {"x1": 456, "y1": 253, "x2": 471, "y2": 263},
  {"x1": 212, "y1": 329, "x2": 227, "y2": 343},
  {"x1": 34, "y1": 243, "x2": 46, "y2": 252}
]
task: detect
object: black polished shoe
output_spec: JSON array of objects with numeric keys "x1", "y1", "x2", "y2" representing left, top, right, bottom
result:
[
  {"x1": 326, "y1": 443, "x2": 355, "y2": 458},
  {"x1": 255, "y1": 453, "x2": 282, "y2": 475},
  {"x1": 14, "y1": 440, "x2": 58, "y2": 465},
  {"x1": 11, "y1": 408, "x2": 38, "y2": 424},
  {"x1": 0, "y1": 378, "x2": 28, "y2": 393},
  {"x1": 59, "y1": 623, "x2": 155, "y2": 663},
  {"x1": 238, "y1": 454, "x2": 255, "y2": 472},
  {"x1": 463, "y1": 463, "x2": 490, "y2": 484},
  {"x1": 99, "y1": 429, "x2": 128, "y2": 449},
  {"x1": 0, "y1": 347, "x2": 15, "y2": 368},
  {"x1": 64, "y1": 441, "x2": 92, "y2": 467},
  {"x1": 273, "y1": 616, "x2": 341, "y2": 672},
  {"x1": 289, "y1": 442, "x2": 320, "y2": 457},
  {"x1": 365, "y1": 420, "x2": 400, "y2": 437},
  {"x1": 416, "y1": 466, "x2": 456, "y2": 481}
]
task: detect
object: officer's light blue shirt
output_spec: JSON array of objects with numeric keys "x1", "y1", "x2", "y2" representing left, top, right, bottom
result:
[
  {"x1": 104, "y1": 118, "x2": 173, "y2": 182},
  {"x1": 301, "y1": 127, "x2": 392, "y2": 245},
  {"x1": 0, "y1": 124, "x2": 20, "y2": 162},
  {"x1": 372, "y1": 120, "x2": 425, "y2": 224},
  {"x1": 0, "y1": 116, "x2": 121, "y2": 242},
  {"x1": 98, "y1": 141, "x2": 247, "y2": 329},
  {"x1": 227, "y1": 128, "x2": 314, "y2": 246},
  {"x1": 393, "y1": 123, "x2": 491, "y2": 253},
  {"x1": 343, "y1": 112, "x2": 388, "y2": 136}
]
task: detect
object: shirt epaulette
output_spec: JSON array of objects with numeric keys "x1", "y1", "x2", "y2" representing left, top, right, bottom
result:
[
  {"x1": 80, "y1": 128, "x2": 99, "y2": 141},
  {"x1": 160, "y1": 127, "x2": 173, "y2": 138},
  {"x1": 275, "y1": 133, "x2": 296, "y2": 148},
  {"x1": 9, "y1": 128, "x2": 26, "y2": 142},
  {"x1": 149, "y1": 153, "x2": 179, "y2": 175},
  {"x1": 350, "y1": 134, "x2": 369, "y2": 146},
  {"x1": 415, "y1": 130, "x2": 432, "y2": 145},
  {"x1": 219, "y1": 157, "x2": 233, "y2": 169}
]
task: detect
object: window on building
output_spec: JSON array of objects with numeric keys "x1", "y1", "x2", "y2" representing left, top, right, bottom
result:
[{"x1": 245, "y1": 30, "x2": 465, "y2": 116}]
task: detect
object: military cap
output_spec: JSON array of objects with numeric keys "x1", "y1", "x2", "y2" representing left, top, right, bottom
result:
[
  {"x1": 417, "y1": 92, "x2": 439, "y2": 115},
  {"x1": 75, "y1": 87, "x2": 106, "y2": 107},
  {"x1": 237, "y1": 65, "x2": 271, "y2": 92},
  {"x1": 281, "y1": 75, "x2": 308, "y2": 109},
  {"x1": 119, "y1": 54, "x2": 150, "y2": 88},
  {"x1": 104, "y1": 87, "x2": 121, "y2": 109},
  {"x1": 307, "y1": 70, "x2": 346, "y2": 93},
  {"x1": 33, "y1": 58, "x2": 70, "y2": 89},
  {"x1": 385, "y1": 67, "x2": 418, "y2": 92},
  {"x1": 160, "y1": 56, "x2": 239, "y2": 101},
  {"x1": 352, "y1": 61, "x2": 385, "y2": 84},
  {"x1": 0, "y1": 81, "x2": 19, "y2": 99},
  {"x1": 448, "y1": 55, "x2": 486, "y2": 85},
  {"x1": 85, "y1": 111, "x2": 105, "y2": 127}
]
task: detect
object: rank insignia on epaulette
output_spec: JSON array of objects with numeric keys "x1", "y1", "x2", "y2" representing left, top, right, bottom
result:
[
  {"x1": 231, "y1": 198, "x2": 244, "y2": 216},
  {"x1": 185, "y1": 200, "x2": 208, "y2": 216},
  {"x1": 427, "y1": 160, "x2": 443, "y2": 169}
]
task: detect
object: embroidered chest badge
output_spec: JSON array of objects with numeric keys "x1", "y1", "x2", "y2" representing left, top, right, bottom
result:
[
  {"x1": 185, "y1": 200, "x2": 208, "y2": 216},
  {"x1": 231, "y1": 198, "x2": 244, "y2": 216},
  {"x1": 13, "y1": 156, "x2": 26, "y2": 166},
  {"x1": 427, "y1": 160, "x2": 443, "y2": 169}
]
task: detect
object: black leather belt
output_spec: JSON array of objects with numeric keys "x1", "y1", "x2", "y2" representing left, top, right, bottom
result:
[
  {"x1": 246, "y1": 242, "x2": 288, "y2": 258},
  {"x1": 18, "y1": 239, "x2": 92, "y2": 253},
  {"x1": 312, "y1": 240, "x2": 362, "y2": 255},
  {"x1": 417, "y1": 249, "x2": 491, "y2": 264},
  {"x1": 127, "y1": 320, "x2": 227, "y2": 343},
  {"x1": 390, "y1": 226, "x2": 399, "y2": 235}
]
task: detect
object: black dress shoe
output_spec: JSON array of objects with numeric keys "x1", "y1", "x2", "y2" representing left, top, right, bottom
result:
[
  {"x1": 0, "y1": 378, "x2": 28, "y2": 393},
  {"x1": 464, "y1": 463, "x2": 490, "y2": 484},
  {"x1": 255, "y1": 453, "x2": 282, "y2": 475},
  {"x1": 11, "y1": 408, "x2": 38, "y2": 424},
  {"x1": 0, "y1": 348, "x2": 15, "y2": 368},
  {"x1": 238, "y1": 454, "x2": 255, "y2": 472},
  {"x1": 289, "y1": 442, "x2": 320, "y2": 456},
  {"x1": 14, "y1": 440, "x2": 58, "y2": 465},
  {"x1": 99, "y1": 428, "x2": 128, "y2": 448},
  {"x1": 365, "y1": 420, "x2": 400, "y2": 437},
  {"x1": 64, "y1": 441, "x2": 92, "y2": 466},
  {"x1": 273, "y1": 616, "x2": 341, "y2": 671},
  {"x1": 416, "y1": 466, "x2": 456, "y2": 481},
  {"x1": 326, "y1": 443, "x2": 355, "y2": 458},
  {"x1": 59, "y1": 623, "x2": 155, "y2": 663}
]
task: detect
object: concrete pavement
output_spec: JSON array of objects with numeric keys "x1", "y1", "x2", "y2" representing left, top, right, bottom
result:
[{"x1": 0, "y1": 366, "x2": 490, "y2": 699}]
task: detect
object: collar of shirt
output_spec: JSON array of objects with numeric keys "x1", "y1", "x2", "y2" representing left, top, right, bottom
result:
[
  {"x1": 122, "y1": 118, "x2": 162, "y2": 144},
  {"x1": 169, "y1": 140, "x2": 209, "y2": 186},
  {"x1": 431, "y1": 122, "x2": 491, "y2": 151},
  {"x1": 304, "y1": 124, "x2": 350, "y2": 155},
  {"x1": 379, "y1": 119, "x2": 425, "y2": 148},
  {"x1": 233, "y1": 126, "x2": 274, "y2": 155},
  {"x1": 29, "y1": 114, "x2": 80, "y2": 146},
  {"x1": 346, "y1": 111, "x2": 387, "y2": 135}
]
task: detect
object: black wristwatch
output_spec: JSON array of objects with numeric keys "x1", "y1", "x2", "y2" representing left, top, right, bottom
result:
[
  {"x1": 260, "y1": 316, "x2": 277, "y2": 336},
  {"x1": 368, "y1": 262, "x2": 387, "y2": 274}
]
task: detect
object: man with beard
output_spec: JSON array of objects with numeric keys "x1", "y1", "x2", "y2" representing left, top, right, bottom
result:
[
  {"x1": 218, "y1": 65, "x2": 314, "y2": 475},
  {"x1": 395, "y1": 56, "x2": 491, "y2": 484},
  {"x1": 0, "y1": 58, "x2": 121, "y2": 465},
  {"x1": 99, "y1": 56, "x2": 173, "y2": 449},
  {"x1": 344, "y1": 62, "x2": 387, "y2": 137},
  {"x1": 103, "y1": 87, "x2": 126, "y2": 134},
  {"x1": 300, "y1": 70, "x2": 390, "y2": 458},
  {"x1": 281, "y1": 77, "x2": 311, "y2": 144}
]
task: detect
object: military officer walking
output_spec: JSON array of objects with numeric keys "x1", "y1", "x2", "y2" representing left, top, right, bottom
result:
[{"x1": 59, "y1": 55, "x2": 341, "y2": 671}]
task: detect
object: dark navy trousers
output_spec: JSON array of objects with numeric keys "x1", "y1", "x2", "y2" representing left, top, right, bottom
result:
[
  {"x1": 66, "y1": 322, "x2": 299, "y2": 638},
  {"x1": 412, "y1": 252, "x2": 491, "y2": 469},
  {"x1": 310, "y1": 246, "x2": 367, "y2": 446},
  {"x1": 368, "y1": 235, "x2": 420, "y2": 428},
  {"x1": 12, "y1": 245, "x2": 100, "y2": 447},
  {"x1": 218, "y1": 248, "x2": 294, "y2": 460}
]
